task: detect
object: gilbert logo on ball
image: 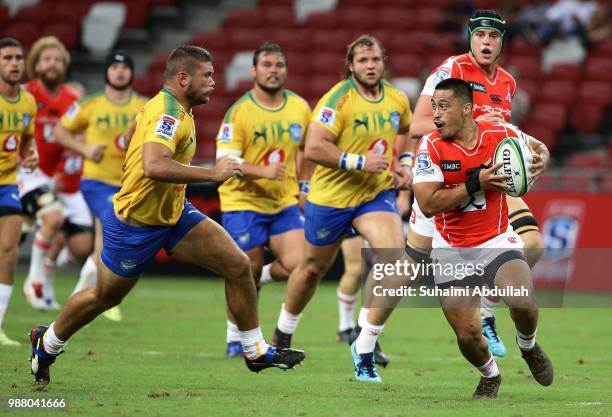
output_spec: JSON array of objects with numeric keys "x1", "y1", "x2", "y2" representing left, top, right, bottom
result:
[{"x1": 493, "y1": 137, "x2": 532, "y2": 197}]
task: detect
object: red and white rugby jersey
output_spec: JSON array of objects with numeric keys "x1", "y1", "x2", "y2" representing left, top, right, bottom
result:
[
  {"x1": 421, "y1": 53, "x2": 516, "y2": 122},
  {"x1": 24, "y1": 80, "x2": 79, "y2": 178},
  {"x1": 412, "y1": 120, "x2": 526, "y2": 247}
]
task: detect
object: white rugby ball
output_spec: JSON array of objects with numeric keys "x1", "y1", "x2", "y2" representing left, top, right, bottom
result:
[{"x1": 493, "y1": 137, "x2": 532, "y2": 197}]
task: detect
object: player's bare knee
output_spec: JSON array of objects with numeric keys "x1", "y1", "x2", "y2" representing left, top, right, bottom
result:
[
  {"x1": 455, "y1": 323, "x2": 483, "y2": 347},
  {"x1": 303, "y1": 259, "x2": 325, "y2": 285},
  {"x1": 43, "y1": 210, "x2": 65, "y2": 231},
  {"x1": 225, "y1": 252, "x2": 252, "y2": 282}
]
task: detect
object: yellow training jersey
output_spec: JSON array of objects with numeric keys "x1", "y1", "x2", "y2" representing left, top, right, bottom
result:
[
  {"x1": 60, "y1": 91, "x2": 147, "y2": 186},
  {"x1": 308, "y1": 77, "x2": 412, "y2": 208},
  {"x1": 216, "y1": 90, "x2": 311, "y2": 213},
  {"x1": 113, "y1": 88, "x2": 196, "y2": 226},
  {"x1": 0, "y1": 88, "x2": 37, "y2": 185}
]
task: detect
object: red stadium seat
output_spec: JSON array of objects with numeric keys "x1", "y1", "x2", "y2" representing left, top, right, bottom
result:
[
  {"x1": 547, "y1": 64, "x2": 582, "y2": 82},
  {"x1": 268, "y1": 29, "x2": 312, "y2": 53},
  {"x1": 261, "y1": 6, "x2": 297, "y2": 29},
  {"x1": 585, "y1": 58, "x2": 612, "y2": 82},
  {"x1": 338, "y1": 8, "x2": 378, "y2": 31},
  {"x1": 309, "y1": 52, "x2": 344, "y2": 75},
  {"x1": 566, "y1": 151, "x2": 606, "y2": 168},
  {"x1": 40, "y1": 23, "x2": 79, "y2": 50},
  {"x1": 222, "y1": 8, "x2": 261, "y2": 30},
  {"x1": 389, "y1": 54, "x2": 424, "y2": 78},
  {"x1": 518, "y1": 79, "x2": 537, "y2": 99},
  {"x1": 301, "y1": 11, "x2": 339, "y2": 30},
  {"x1": 539, "y1": 80, "x2": 576, "y2": 106},
  {"x1": 379, "y1": 8, "x2": 415, "y2": 31},
  {"x1": 386, "y1": 31, "x2": 432, "y2": 55},
  {"x1": 13, "y1": 4, "x2": 48, "y2": 26},
  {"x1": 509, "y1": 38, "x2": 541, "y2": 59},
  {"x1": 589, "y1": 39, "x2": 612, "y2": 59},
  {"x1": 310, "y1": 30, "x2": 353, "y2": 54},
  {"x1": 284, "y1": 75, "x2": 310, "y2": 96},
  {"x1": 598, "y1": 172, "x2": 612, "y2": 192},
  {"x1": 577, "y1": 81, "x2": 612, "y2": 107},
  {"x1": 0, "y1": 5, "x2": 8, "y2": 27},
  {"x1": 227, "y1": 29, "x2": 271, "y2": 52},
  {"x1": 337, "y1": 0, "x2": 378, "y2": 7},
  {"x1": 521, "y1": 122, "x2": 558, "y2": 150},
  {"x1": 148, "y1": 53, "x2": 169, "y2": 72},
  {"x1": 259, "y1": 0, "x2": 292, "y2": 6},
  {"x1": 132, "y1": 75, "x2": 158, "y2": 97},
  {"x1": 507, "y1": 56, "x2": 542, "y2": 81},
  {"x1": 52, "y1": 2, "x2": 91, "y2": 26},
  {"x1": 310, "y1": 75, "x2": 341, "y2": 99},
  {"x1": 412, "y1": 8, "x2": 441, "y2": 31},
  {"x1": 284, "y1": 53, "x2": 312, "y2": 76},
  {"x1": 569, "y1": 103, "x2": 605, "y2": 134},
  {"x1": 189, "y1": 31, "x2": 228, "y2": 51},
  {"x1": 123, "y1": 0, "x2": 151, "y2": 28},
  {"x1": 3, "y1": 23, "x2": 41, "y2": 50}
]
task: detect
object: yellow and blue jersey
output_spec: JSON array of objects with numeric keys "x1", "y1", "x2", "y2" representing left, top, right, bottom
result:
[
  {"x1": 60, "y1": 91, "x2": 147, "y2": 186},
  {"x1": 308, "y1": 76, "x2": 412, "y2": 208},
  {"x1": 0, "y1": 87, "x2": 36, "y2": 185},
  {"x1": 216, "y1": 90, "x2": 311, "y2": 214},
  {"x1": 113, "y1": 88, "x2": 196, "y2": 226}
]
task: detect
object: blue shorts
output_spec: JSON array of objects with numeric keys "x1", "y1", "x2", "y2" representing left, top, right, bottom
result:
[
  {"x1": 305, "y1": 189, "x2": 399, "y2": 246},
  {"x1": 222, "y1": 204, "x2": 304, "y2": 251},
  {"x1": 80, "y1": 179, "x2": 120, "y2": 221},
  {"x1": 0, "y1": 184, "x2": 23, "y2": 216},
  {"x1": 100, "y1": 200, "x2": 207, "y2": 278}
]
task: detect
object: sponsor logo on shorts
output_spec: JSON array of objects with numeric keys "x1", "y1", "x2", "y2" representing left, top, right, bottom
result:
[
  {"x1": 508, "y1": 236, "x2": 518, "y2": 244},
  {"x1": 317, "y1": 107, "x2": 336, "y2": 127},
  {"x1": 120, "y1": 259, "x2": 137, "y2": 271},
  {"x1": 154, "y1": 114, "x2": 179, "y2": 140},
  {"x1": 217, "y1": 123, "x2": 233, "y2": 143},
  {"x1": 316, "y1": 228, "x2": 330, "y2": 240},
  {"x1": 238, "y1": 232, "x2": 250, "y2": 245},
  {"x1": 289, "y1": 123, "x2": 302, "y2": 142},
  {"x1": 441, "y1": 160, "x2": 461, "y2": 171},
  {"x1": 390, "y1": 111, "x2": 400, "y2": 130},
  {"x1": 469, "y1": 81, "x2": 487, "y2": 94}
]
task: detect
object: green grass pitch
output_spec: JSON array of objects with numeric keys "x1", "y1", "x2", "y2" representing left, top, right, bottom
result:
[{"x1": 1, "y1": 273, "x2": 611, "y2": 416}]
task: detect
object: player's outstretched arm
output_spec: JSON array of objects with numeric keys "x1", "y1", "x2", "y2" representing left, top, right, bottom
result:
[
  {"x1": 236, "y1": 160, "x2": 286, "y2": 181},
  {"x1": 18, "y1": 133, "x2": 38, "y2": 171},
  {"x1": 54, "y1": 124, "x2": 106, "y2": 162},
  {"x1": 143, "y1": 142, "x2": 242, "y2": 184},
  {"x1": 305, "y1": 122, "x2": 388, "y2": 173}
]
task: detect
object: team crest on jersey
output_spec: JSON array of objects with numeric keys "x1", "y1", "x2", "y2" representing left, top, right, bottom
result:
[
  {"x1": 318, "y1": 107, "x2": 336, "y2": 127},
  {"x1": 155, "y1": 114, "x2": 179, "y2": 140},
  {"x1": 263, "y1": 148, "x2": 285, "y2": 165},
  {"x1": 3, "y1": 134, "x2": 17, "y2": 152},
  {"x1": 217, "y1": 123, "x2": 233, "y2": 143},
  {"x1": 289, "y1": 123, "x2": 302, "y2": 142},
  {"x1": 390, "y1": 111, "x2": 400, "y2": 130},
  {"x1": 22, "y1": 113, "x2": 31, "y2": 128},
  {"x1": 432, "y1": 68, "x2": 450, "y2": 86},
  {"x1": 368, "y1": 139, "x2": 388, "y2": 155}
]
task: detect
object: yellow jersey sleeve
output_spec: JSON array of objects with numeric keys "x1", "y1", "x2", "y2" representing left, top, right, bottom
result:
[
  {"x1": 311, "y1": 80, "x2": 351, "y2": 137},
  {"x1": 215, "y1": 94, "x2": 249, "y2": 156}
]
